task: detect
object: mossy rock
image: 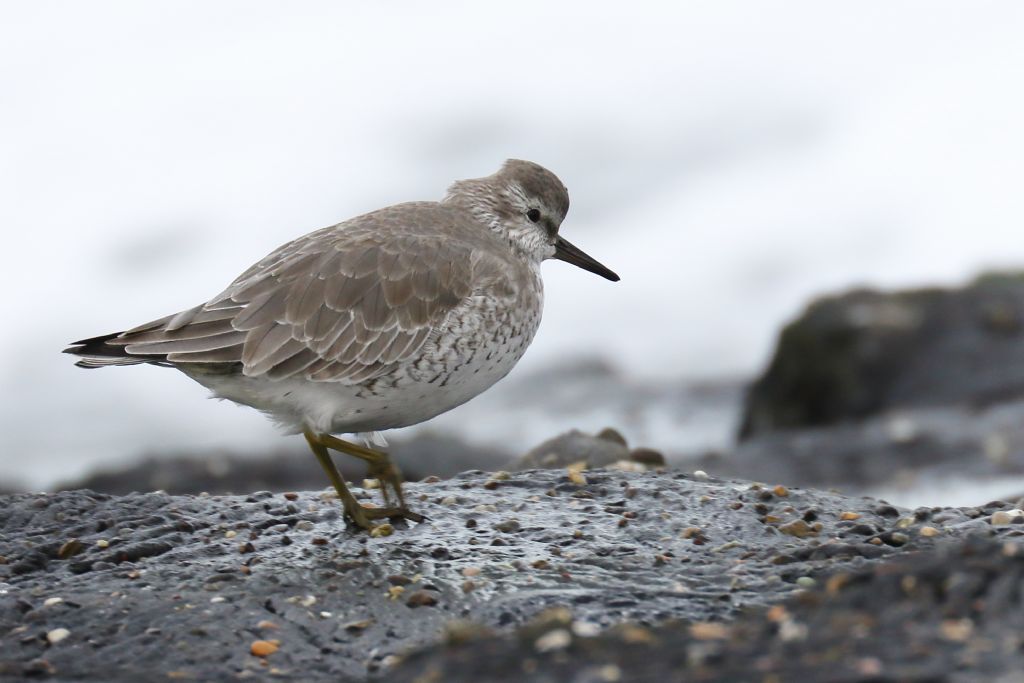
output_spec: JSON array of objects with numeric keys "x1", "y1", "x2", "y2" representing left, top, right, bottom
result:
[{"x1": 739, "y1": 271, "x2": 1024, "y2": 439}]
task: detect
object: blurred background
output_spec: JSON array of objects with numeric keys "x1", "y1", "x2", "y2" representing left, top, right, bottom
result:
[{"x1": 3, "y1": 2, "x2": 1024, "y2": 506}]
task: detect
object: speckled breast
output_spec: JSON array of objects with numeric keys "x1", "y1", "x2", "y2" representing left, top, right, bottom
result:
[{"x1": 349, "y1": 271, "x2": 545, "y2": 430}]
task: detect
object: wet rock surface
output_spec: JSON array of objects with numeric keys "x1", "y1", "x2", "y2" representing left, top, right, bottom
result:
[
  {"x1": 0, "y1": 470, "x2": 1010, "y2": 681},
  {"x1": 739, "y1": 272, "x2": 1024, "y2": 439},
  {"x1": 709, "y1": 399, "x2": 1024, "y2": 492},
  {"x1": 392, "y1": 534, "x2": 1024, "y2": 682}
]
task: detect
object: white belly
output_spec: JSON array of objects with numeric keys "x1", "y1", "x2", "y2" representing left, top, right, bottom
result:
[{"x1": 185, "y1": 287, "x2": 543, "y2": 436}]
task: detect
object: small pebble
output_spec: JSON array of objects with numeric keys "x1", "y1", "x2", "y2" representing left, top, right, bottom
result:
[
  {"x1": 344, "y1": 619, "x2": 373, "y2": 632},
  {"x1": 887, "y1": 532, "x2": 910, "y2": 546},
  {"x1": 839, "y1": 511, "x2": 861, "y2": 521},
  {"x1": 46, "y1": 628, "x2": 70, "y2": 645},
  {"x1": 405, "y1": 590, "x2": 438, "y2": 608},
  {"x1": 919, "y1": 526, "x2": 941, "y2": 537},
  {"x1": 772, "y1": 485, "x2": 790, "y2": 497},
  {"x1": 778, "y1": 520, "x2": 817, "y2": 538},
  {"x1": 567, "y1": 467, "x2": 587, "y2": 486},
  {"x1": 796, "y1": 576, "x2": 816, "y2": 588},
  {"x1": 42, "y1": 597, "x2": 63, "y2": 608},
  {"x1": 689, "y1": 622, "x2": 730, "y2": 640},
  {"x1": 534, "y1": 628, "x2": 572, "y2": 652},
  {"x1": 494, "y1": 519, "x2": 521, "y2": 533},
  {"x1": 692, "y1": 470, "x2": 709, "y2": 481},
  {"x1": 57, "y1": 539, "x2": 84, "y2": 560},
  {"x1": 484, "y1": 471, "x2": 511, "y2": 489},
  {"x1": 250, "y1": 640, "x2": 279, "y2": 657},
  {"x1": 287, "y1": 594, "x2": 317, "y2": 607},
  {"x1": 370, "y1": 524, "x2": 394, "y2": 538},
  {"x1": 991, "y1": 509, "x2": 1024, "y2": 526}
]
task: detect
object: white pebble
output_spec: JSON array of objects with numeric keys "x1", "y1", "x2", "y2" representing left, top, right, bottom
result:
[
  {"x1": 47, "y1": 628, "x2": 70, "y2": 645},
  {"x1": 692, "y1": 470, "x2": 709, "y2": 481},
  {"x1": 534, "y1": 628, "x2": 572, "y2": 652},
  {"x1": 571, "y1": 620, "x2": 600, "y2": 637},
  {"x1": 42, "y1": 597, "x2": 63, "y2": 608},
  {"x1": 991, "y1": 509, "x2": 1024, "y2": 526}
]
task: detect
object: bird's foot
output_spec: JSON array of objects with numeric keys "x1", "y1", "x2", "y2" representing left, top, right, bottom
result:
[
  {"x1": 342, "y1": 500, "x2": 425, "y2": 530},
  {"x1": 367, "y1": 460, "x2": 407, "y2": 510}
]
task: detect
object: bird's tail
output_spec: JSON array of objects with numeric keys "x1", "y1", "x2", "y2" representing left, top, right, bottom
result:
[{"x1": 63, "y1": 332, "x2": 152, "y2": 369}]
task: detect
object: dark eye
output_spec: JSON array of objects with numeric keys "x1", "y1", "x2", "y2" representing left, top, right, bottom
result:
[{"x1": 526, "y1": 208, "x2": 541, "y2": 223}]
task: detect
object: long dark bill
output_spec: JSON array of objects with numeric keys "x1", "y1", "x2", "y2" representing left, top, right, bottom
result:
[{"x1": 553, "y1": 236, "x2": 620, "y2": 282}]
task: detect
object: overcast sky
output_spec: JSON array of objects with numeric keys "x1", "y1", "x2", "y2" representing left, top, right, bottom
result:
[{"x1": 3, "y1": 2, "x2": 1023, "y2": 487}]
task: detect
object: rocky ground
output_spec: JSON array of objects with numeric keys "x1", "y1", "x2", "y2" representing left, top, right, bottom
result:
[
  {"x1": 2, "y1": 468, "x2": 1024, "y2": 681},
  {"x1": 392, "y1": 534, "x2": 1024, "y2": 683}
]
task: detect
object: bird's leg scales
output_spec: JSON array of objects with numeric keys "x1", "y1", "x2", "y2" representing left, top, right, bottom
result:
[
  {"x1": 317, "y1": 433, "x2": 409, "y2": 513},
  {"x1": 303, "y1": 430, "x2": 376, "y2": 531}
]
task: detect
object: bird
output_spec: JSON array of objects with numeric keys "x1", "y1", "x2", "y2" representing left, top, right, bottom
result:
[{"x1": 64, "y1": 159, "x2": 619, "y2": 530}]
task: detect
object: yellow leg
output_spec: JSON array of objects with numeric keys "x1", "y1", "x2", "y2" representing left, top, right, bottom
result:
[
  {"x1": 317, "y1": 433, "x2": 409, "y2": 511},
  {"x1": 303, "y1": 430, "x2": 423, "y2": 527}
]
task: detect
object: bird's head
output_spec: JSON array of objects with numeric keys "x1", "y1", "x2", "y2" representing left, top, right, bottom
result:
[{"x1": 445, "y1": 159, "x2": 619, "y2": 281}]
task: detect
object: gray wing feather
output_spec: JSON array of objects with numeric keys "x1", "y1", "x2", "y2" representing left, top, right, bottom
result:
[{"x1": 109, "y1": 203, "x2": 496, "y2": 383}]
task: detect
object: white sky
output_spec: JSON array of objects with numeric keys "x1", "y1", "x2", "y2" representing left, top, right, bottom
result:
[{"x1": 2, "y1": 2, "x2": 1023, "y2": 487}]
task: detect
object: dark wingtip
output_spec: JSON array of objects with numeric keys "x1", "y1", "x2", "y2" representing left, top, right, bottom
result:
[{"x1": 63, "y1": 331, "x2": 127, "y2": 360}]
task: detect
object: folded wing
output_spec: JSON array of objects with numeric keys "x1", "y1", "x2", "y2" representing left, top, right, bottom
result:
[{"x1": 112, "y1": 218, "x2": 479, "y2": 383}]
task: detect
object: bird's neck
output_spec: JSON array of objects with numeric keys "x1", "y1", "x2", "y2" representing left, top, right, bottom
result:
[{"x1": 443, "y1": 184, "x2": 553, "y2": 265}]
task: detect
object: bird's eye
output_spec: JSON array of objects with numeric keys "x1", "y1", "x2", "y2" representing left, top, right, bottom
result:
[{"x1": 526, "y1": 208, "x2": 541, "y2": 223}]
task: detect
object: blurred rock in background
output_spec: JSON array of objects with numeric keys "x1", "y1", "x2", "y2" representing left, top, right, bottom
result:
[
  {"x1": 739, "y1": 271, "x2": 1024, "y2": 438},
  {"x1": 718, "y1": 271, "x2": 1024, "y2": 506}
]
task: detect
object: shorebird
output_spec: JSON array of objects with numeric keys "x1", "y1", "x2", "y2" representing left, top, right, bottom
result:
[{"x1": 65, "y1": 160, "x2": 619, "y2": 530}]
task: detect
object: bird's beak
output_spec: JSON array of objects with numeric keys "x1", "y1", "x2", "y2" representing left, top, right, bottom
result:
[{"x1": 553, "y1": 236, "x2": 620, "y2": 282}]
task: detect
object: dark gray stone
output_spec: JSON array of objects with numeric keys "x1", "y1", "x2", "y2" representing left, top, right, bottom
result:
[
  {"x1": 509, "y1": 429, "x2": 630, "y2": 470},
  {"x1": 390, "y1": 534, "x2": 1024, "y2": 683},
  {"x1": 739, "y1": 272, "x2": 1024, "y2": 439},
  {"x1": 712, "y1": 398, "x2": 1024, "y2": 490},
  {"x1": 0, "y1": 470, "x2": 996, "y2": 681}
]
